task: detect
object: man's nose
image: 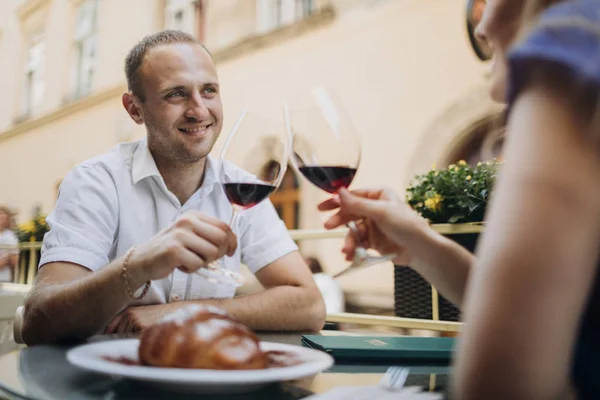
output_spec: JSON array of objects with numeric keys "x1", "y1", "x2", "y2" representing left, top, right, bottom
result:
[{"x1": 185, "y1": 94, "x2": 210, "y2": 120}]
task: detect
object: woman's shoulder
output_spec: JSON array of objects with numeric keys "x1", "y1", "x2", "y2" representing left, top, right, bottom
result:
[{"x1": 508, "y1": 0, "x2": 600, "y2": 103}]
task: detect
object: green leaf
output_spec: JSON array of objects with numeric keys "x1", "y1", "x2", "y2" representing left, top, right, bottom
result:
[{"x1": 448, "y1": 214, "x2": 464, "y2": 224}]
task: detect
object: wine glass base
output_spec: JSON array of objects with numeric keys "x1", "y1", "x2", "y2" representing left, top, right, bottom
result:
[{"x1": 332, "y1": 253, "x2": 397, "y2": 279}]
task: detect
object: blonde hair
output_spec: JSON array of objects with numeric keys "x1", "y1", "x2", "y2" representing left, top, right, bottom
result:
[{"x1": 0, "y1": 206, "x2": 16, "y2": 231}]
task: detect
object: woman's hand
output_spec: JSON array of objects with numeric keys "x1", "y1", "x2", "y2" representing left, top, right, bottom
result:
[{"x1": 318, "y1": 187, "x2": 430, "y2": 266}]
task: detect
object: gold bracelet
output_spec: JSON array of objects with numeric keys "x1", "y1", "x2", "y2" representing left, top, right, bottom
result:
[{"x1": 121, "y1": 246, "x2": 151, "y2": 300}]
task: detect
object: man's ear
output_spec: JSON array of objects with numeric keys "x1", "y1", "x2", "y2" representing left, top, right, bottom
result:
[{"x1": 122, "y1": 93, "x2": 144, "y2": 125}]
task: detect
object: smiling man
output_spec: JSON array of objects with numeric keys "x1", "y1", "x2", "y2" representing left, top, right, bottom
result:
[{"x1": 21, "y1": 31, "x2": 325, "y2": 345}]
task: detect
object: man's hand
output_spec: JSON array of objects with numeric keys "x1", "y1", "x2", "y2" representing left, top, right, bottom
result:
[
  {"x1": 127, "y1": 211, "x2": 238, "y2": 285},
  {"x1": 104, "y1": 304, "x2": 174, "y2": 334}
]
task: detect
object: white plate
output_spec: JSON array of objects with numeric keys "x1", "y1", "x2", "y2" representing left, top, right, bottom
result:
[{"x1": 66, "y1": 339, "x2": 334, "y2": 394}]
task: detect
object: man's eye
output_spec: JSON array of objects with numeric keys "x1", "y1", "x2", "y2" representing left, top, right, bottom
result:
[
  {"x1": 166, "y1": 91, "x2": 185, "y2": 98},
  {"x1": 203, "y1": 87, "x2": 217, "y2": 94}
]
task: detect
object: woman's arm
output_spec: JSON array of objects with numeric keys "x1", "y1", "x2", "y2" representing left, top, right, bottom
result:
[
  {"x1": 408, "y1": 227, "x2": 474, "y2": 306},
  {"x1": 453, "y1": 74, "x2": 600, "y2": 399},
  {"x1": 320, "y1": 187, "x2": 475, "y2": 306}
]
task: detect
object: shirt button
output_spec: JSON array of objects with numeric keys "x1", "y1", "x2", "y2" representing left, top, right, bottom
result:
[{"x1": 171, "y1": 295, "x2": 180, "y2": 301}]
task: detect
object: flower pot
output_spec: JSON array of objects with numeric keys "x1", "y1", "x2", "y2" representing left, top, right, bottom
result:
[{"x1": 394, "y1": 224, "x2": 481, "y2": 322}]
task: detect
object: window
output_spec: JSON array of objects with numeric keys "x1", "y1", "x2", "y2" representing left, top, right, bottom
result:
[
  {"x1": 258, "y1": 0, "x2": 315, "y2": 33},
  {"x1": 21, "y1": 32, "x2": 45, "y2": 118},
  {"x1": 165, "y1": 0, "x2": 205, "y2": 41},
  {"x1": 265, "y1": 162, "x2": 300, "y2": 230},
  {"x1": 71, "y1": 0, "x2": 99, "y2": 100}
]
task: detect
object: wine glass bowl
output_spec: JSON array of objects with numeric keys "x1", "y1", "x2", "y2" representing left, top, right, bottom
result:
[
  {"x1": 285, "y1": 87, "x2": 361, "y2": 192},
  {"x1": 284, "y1": 87, "x2": 396, "y2": 278}
]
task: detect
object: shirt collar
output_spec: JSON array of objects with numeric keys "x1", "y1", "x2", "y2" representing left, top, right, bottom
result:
[
  {"x1": 132, "y1": 138, "x2": 161, "y2": 184},
  {"x1": 132, "y1": 138, "x2": 220, "y2": 192},
  {"x1": 201, "y1": 155, "x2": 220, "y2": 192}
]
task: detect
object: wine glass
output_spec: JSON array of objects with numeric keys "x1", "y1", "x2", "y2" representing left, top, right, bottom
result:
[
  {"x1": 185, "y1": 110, "x2": 290, "y2": 297},
  {"x1": 283, "y1": 87, "x2": 396, "y2": 278}
]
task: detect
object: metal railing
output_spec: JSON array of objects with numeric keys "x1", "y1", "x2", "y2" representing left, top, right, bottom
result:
[
  {"x1": 0, "y1": 224, "x2": 484, "y2": 332},
  {"x1": 0, "y1": 242, "x2": 41, "y2": 286}
]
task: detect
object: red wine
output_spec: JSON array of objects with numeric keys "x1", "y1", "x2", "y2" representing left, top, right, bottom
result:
[
  {"x1": 223, "y1": 183, "x2": 276, "y2": 209},
  {"x1": 298, "y1": 166, "x2": 357, "y2": 194}
]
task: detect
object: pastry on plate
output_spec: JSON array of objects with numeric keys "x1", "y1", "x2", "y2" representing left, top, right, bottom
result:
[{"x1": 138, "y1": 304, "x2": 267, "y2": 370}]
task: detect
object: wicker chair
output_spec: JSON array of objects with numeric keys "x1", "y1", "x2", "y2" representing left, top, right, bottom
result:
[{"x1": 394, "y1": 232, "x2": 479, "y2": 322}]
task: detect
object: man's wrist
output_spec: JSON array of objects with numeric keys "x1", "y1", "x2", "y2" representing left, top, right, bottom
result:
[{"x1": 118, "y1": 249, "x2": 150, "y2": 293}]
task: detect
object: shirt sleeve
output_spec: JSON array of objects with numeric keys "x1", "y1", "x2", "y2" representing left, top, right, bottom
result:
[
  {"x1": 39, "y1": 165, "x2": 119, "y2": 271},
  {"x1": 507, "y1": 0, "x2": 600, "y2": 106},
  {"x1": 238, "y1": 199, "x2": 298, "y2": 274},
  {"x1": 5, "y1": 231, "x2": 19, "y2": 255}
]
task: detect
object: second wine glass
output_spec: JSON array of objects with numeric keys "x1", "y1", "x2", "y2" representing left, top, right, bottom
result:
[
  {"x1": 284, "y1": 87, "x2": 396, "y2": 278},
  {"x1": 187, "y1": 110, "x2": 291, "y2": 295}
]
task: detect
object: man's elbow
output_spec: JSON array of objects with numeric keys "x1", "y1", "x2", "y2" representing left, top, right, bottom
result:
[
  {"x1": 304, "y1": 288, "x2": 326, "y2": 332},
  {"x1": 21, "y1": 297, "x2": 81, "y2": 346},
  {"x1": 21, "y1": 301, "x2": 50, "y2": 346}
]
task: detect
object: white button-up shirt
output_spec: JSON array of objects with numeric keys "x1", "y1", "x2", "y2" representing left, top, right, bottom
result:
[{"x1": 40, "y1": 139, "x2": 297, "y2": 304}]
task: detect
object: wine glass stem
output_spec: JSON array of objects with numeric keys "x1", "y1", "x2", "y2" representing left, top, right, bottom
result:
[
  {"x1": 230, "y1": 208, "x2": 240, "y2": 227},
  {"x1": 346, "y1": 221, "x2": 369, "y2": 260},
  {"x1": 184, "y1": 208, "x2": 240, "y2": 300},
  {"x1": 346, "y1": 221, "x2": 363, "y2": 245}
]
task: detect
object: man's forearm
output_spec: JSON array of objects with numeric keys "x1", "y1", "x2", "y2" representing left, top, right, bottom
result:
[
  {"x1": 167, "y1": 286, "x2": 325, "y2": 332},
  {"x1": 22, "y1": 257, "x2": 147, "y2": 345},
  {"x1": 410, "y1": 227, "x2": 474, "y2": 307}
]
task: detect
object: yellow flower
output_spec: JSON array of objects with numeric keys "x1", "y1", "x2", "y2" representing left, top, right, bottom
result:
[
  {"x1": 424, "y1": 194, "x2": 443, "y2": 212},
  {"x1": 434, "y1": 171, "x2": 439, "y2": 176},
  {"x1": 431, "y1": 163, "x2": 437, "y2": 170},
  {"x1": 466, "y1": 175, "x2": 472, "y2": 181},
  {"x1": 19, "y1": 221, "x2": 34, "y2": 233},
  {"x1": 458, "y1": 160, "x2": 467, "y2": 166},
  {"x1": 417, "y1": 202, "x2": 423, "y2": 208},
  {"x1": 454, "y1": 167, "x2": 459, "y2": 172},
  {"x1": 448, "y1": 164, "x2": 456, "y2": 169},
  {"x1": 477, "y1": 162, "x2": 482, "y2": 167}
]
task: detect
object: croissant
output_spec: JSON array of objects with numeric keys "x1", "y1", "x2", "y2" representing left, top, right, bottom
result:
[{"x1": 138, "y1": 304, "x2": 267, "y2": 370}]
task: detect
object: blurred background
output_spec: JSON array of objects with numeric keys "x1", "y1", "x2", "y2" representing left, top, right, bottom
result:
[{"x1": 0, "y1": 0, "x2": 502, "y2": 314}]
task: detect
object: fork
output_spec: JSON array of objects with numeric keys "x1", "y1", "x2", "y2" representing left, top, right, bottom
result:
[{"x1": 380, "y1": 366, "x2": 410, "y2": 391}]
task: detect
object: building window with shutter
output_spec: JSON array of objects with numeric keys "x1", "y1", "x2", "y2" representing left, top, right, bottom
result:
[
  {"x1": 21, "y1": 32, "x2": 45, "y2": 119},
  {"x1": 165, "y1": 0, "x2": 205, "y2": 41},
  {"x1": 257, "y1": 0, "x2": 316, "y2": 33},
  {"x1": 71, "y1": 0, "x2": 99, "y2": 101}
]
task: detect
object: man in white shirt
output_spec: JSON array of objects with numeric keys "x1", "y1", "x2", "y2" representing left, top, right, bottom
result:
[{"x1": 22, "y1": 30, "x2": 325, "y2": 345}]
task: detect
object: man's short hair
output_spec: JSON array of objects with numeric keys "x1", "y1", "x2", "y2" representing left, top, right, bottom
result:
[{"x1": 125, "y1": 30, "x2": 208, "y2": 101}]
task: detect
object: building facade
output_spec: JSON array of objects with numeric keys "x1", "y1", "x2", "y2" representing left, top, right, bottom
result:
[{"x1": 0, "y1": 0, "x2": 501, "y2": 306}]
